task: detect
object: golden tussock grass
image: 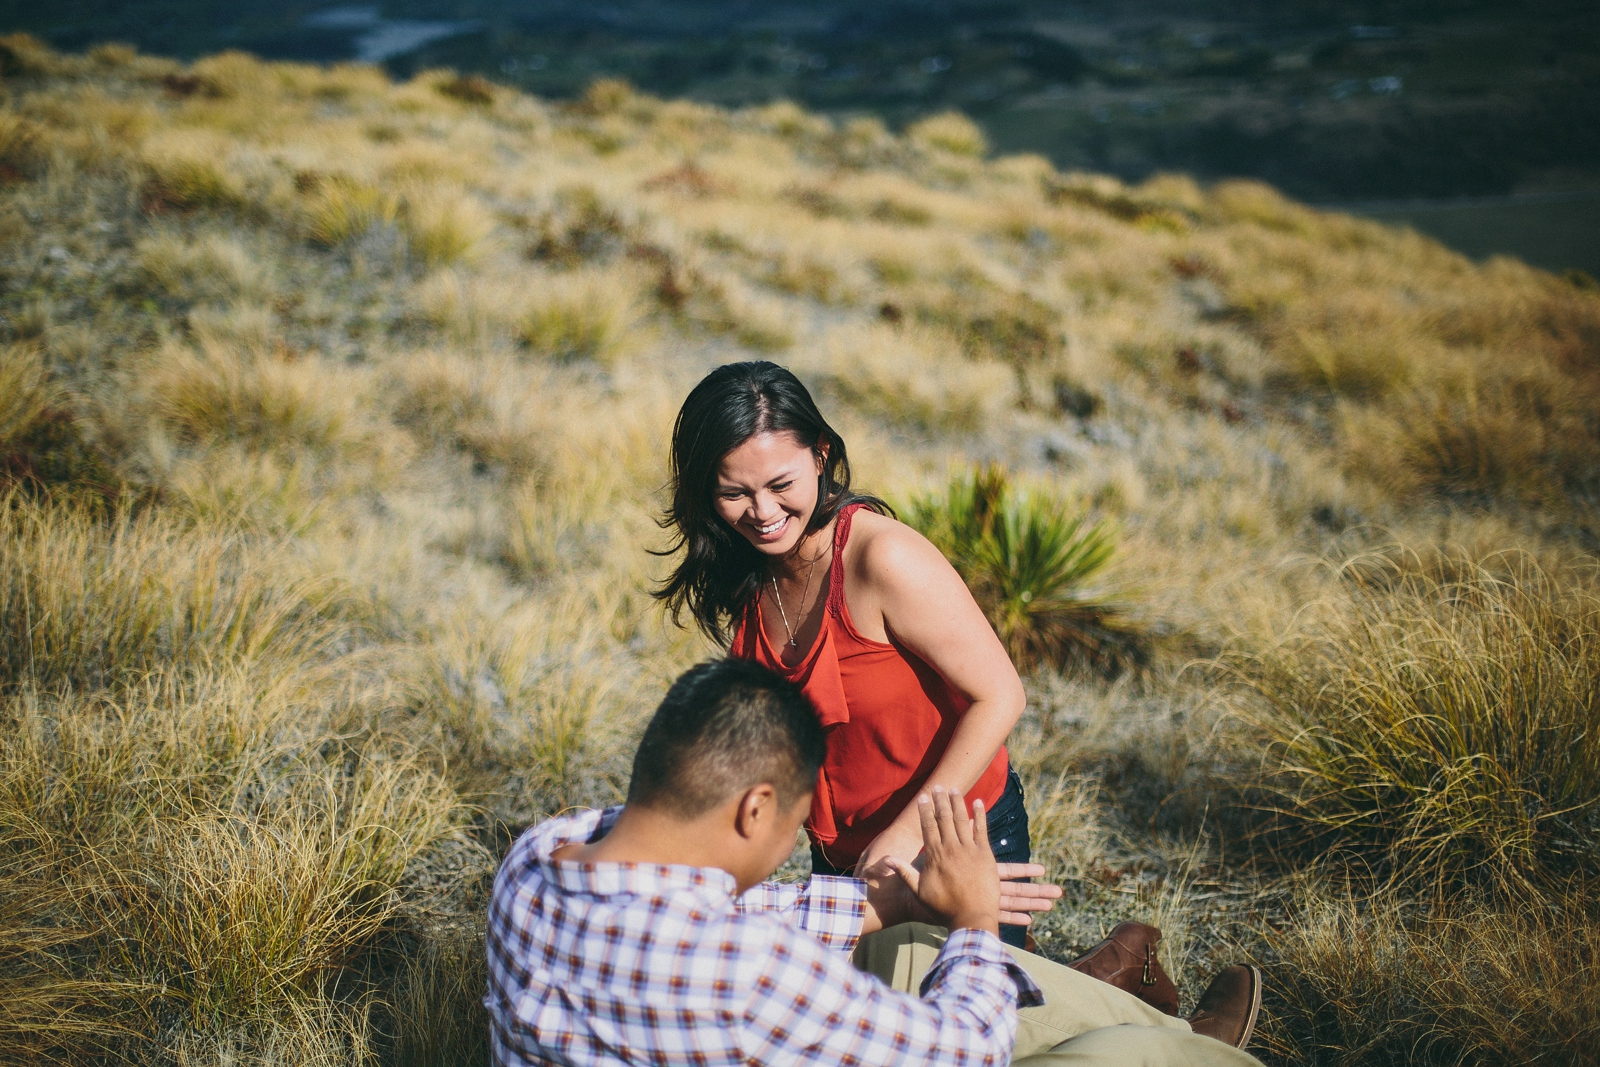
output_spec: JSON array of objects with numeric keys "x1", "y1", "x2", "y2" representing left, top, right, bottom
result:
[
  {"x1": 303, "y1": 176, "x2": 400, "y2": 248},
  {"x1": 163, "y1": 446, "x2": 325, "y2": 535},
  {"x1": 401, "y1": 185, "x2": 496, "y2": 267},
  {"x1": 1224, "y1": 556, "x2": 1600, "y2": 892},
  {"x1": 0, "y1": 496, "x2": 343, "y2": 690},
  {"x1": 1, "y1": 670, "x2": 469, "y2": 1062},
  {"x1": 516, "y1": 267, "x2": 643, "y2": 362},
  {"x1": 142, "y1": 339, "x2": 389, "y2": 465},
  {"x1": 390, "y1": 349, "x2": 546, "y2": 477},
  {"x1": 137, "y1": 230, "x2": 273, "y2": 301},
  {"x1": 140, "y1": 128, "x2": 251, "y2": 213},
  {"x1": 1, "y1": 35, "x2": 1598, "y2": 1062},
  {"x1": 0, "y1": 343, "x2": 53, "y2": 449},
  {"x1": 1257, "y1": 886, "x2": 1600, "y2": 1066},
  {"x1": 800, "y1": 322, "x2": 1015, "y2": 433}
]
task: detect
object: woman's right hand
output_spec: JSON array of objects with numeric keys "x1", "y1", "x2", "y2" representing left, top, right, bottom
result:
[{"x1": 886, "y1": 786, "x2": 1000, "y2": 935}]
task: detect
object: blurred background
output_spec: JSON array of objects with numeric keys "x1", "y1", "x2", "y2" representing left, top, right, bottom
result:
[{"x1": 6, "y1": 0, "x2": 1598, "y2": 275}]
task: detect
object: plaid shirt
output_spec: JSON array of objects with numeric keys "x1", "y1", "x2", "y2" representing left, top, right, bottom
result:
[{"x1": 486, "y1": 806, "x2": 1044, "y2": 1067}]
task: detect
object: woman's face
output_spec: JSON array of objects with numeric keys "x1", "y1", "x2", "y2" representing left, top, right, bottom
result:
[{"x1": 713, "y1": 431, "x2": 826, "y2": 557}]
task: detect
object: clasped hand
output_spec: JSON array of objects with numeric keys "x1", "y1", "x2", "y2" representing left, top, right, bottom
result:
[{"x1": 859, "y1": 786, "x2": 1063, "y2": 934}]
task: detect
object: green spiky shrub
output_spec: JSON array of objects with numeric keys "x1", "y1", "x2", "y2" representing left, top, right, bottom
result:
[{"x1": 904, "y1": 465, "x2": 1141, "y2": 672}]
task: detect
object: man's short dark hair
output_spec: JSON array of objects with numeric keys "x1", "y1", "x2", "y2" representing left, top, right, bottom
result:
[{"x1": 627, "y1": 659, "x2": 825, "y2": 818}]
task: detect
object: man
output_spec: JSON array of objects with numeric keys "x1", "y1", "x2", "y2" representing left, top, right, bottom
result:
[{"x1": 487, "y1": 658, "x2": 1263, "y2": 1066}]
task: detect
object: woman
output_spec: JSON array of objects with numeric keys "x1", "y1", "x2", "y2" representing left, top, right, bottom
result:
[{"x1": 655, "y1": 361, "x2": 1033, "y2": 945}]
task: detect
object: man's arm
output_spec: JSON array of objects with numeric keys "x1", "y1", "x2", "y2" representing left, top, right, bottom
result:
[
  {"x1": 735, "y1": 877, "x2": 868, "y2": 950},
  {"x1": 739, "y1": 896, "x2": 1042, "y2": 1067},
  {"x1": 736, "y1": 863, "x2": 1063, "y2": 947},
  {"x1": 737, "y1": 790, "x2": 1048, "y2": 1066}
]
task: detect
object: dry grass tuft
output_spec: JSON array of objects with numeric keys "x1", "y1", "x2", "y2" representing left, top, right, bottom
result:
[
  {"x1": 387, "y1": 925, "x2": 490, "y2": 1067},
  {"x1": 419, "y1": 602, "x2": 641, "y2": 817},
  {"x1": 0, "y1": 496, "x2": 344, "y2": 690},
  {"x1": 0, "y1": 343, "x2": 54, "y2": 456},
  {"x1": 402, "y1": 185, "x2": 496, "y2": 267},
  {"x1": 391, "y1": 350, "x2": 544, "y2": 476},
  {"x1": 516, "y1": 269, "x2": 641, "y2": 362},
  {"x1": 145, "y1": 342, "x2": 371, "y2": 459},
  {"x1": 141, "y1": 129, "x2": 250, "y2": 213},
  {"x1": 435, "y1": 74, "x2": 496, "y2": 107},
  {"x1": 905, "y1": 110, "x2": 989, "y2": 158},
  {"x1": 0, "y1": 111, "x2": 46, "y2": 178},
  {"x1": 137, "y1": 230, "x2": 272, "y2": 301},
  {"x1": 0, "y1": 671, "x2": 468, "y2": 1061},
  {"x1": 303, "y1": 176, "x2": 400, "y2": 248},
  {"x1": 1259, "y1": 887, "x2": 1600, "y2": 1067},
  {"x1": 801, "y1": 323, "x2": 1013, "y2": 433},
  {"x1": 1021, "y1": 772, "x2": 1107, "y2": 886},
  {"x1": 1227, "y1": 557, "x2": 1600, "y2": 890},
  {"x1": 0, "y1": 346, "x2": 118, "y2": 498},
  {"x1": 522, "y1": 185, "x2": 630, "y2": 268}
]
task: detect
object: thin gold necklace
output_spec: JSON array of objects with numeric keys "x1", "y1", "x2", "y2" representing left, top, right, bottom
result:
[{"x1": 769, "y1": 541, "x2": 828, "y2": 649}]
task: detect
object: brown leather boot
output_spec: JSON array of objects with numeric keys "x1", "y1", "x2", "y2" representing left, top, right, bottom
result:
[
  {"x1": 1187, "y1": 964, "x2": 1262, "y2": 1048},
  {"x1": 1066, "y1": 921, "x2": 1181, "y2": 1016}
]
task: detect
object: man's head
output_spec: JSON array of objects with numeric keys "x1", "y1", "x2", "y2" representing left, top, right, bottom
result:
[
  {"x1": 629, "y1": 657, "x2": 824, "y2": 815},
  {"x1": 625, "y1": 658, "x2": 824, "y2": 888}
]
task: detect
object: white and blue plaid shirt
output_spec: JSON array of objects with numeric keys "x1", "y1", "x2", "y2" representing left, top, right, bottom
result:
[{"x1": 486, "y1": 806, "x2": 1043, "y2": 1067}]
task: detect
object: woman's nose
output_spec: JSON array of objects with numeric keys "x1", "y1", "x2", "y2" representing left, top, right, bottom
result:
[{"x1": 749, "y1": 490, "x2": 780, "y2": 520}]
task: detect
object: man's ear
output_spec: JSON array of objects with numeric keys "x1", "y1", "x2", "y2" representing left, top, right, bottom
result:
[{"x1": 733, "y1": 783, "x2": 778, "y2": 839}]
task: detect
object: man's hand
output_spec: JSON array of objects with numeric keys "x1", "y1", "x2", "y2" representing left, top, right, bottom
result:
[
  {"x1": 863, "y1": 858, "x2": 1063, "y2": 931},
  {"x1": 886, "y1": 787, "x2": 1000, "y2": 935}
]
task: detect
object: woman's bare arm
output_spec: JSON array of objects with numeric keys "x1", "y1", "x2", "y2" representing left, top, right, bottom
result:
[{"x1": 844, "y1": 513, "x2": 1026, "y2": 871}]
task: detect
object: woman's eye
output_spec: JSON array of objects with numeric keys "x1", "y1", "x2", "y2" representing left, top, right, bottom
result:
[{"x1": 771, "y1": 481, "x2": 792, "y2": 492}]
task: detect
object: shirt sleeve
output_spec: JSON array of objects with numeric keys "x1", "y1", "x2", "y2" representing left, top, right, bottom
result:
[
  {"x1": 734, "y1": 875, "x2": 866, "y2": 951},
  {"x1": 740, "y1": 921, "x2": 1042, "y2": 1067}
]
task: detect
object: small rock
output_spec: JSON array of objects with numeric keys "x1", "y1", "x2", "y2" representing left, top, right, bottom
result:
[
  {"x1": 1038, "y1": 432, "x2": 1087, "y2": 467},
  {"x1": 1086, "y1": 422, "x2": 1133, "y2": 449},
  {"x1": 1052, "y1": 376, "x2": 1101, "y2": 418}
]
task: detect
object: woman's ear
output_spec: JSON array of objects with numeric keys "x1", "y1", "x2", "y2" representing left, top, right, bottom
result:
[{"x1": 813, "y1": 439, "x2": 831, "y2": 475}]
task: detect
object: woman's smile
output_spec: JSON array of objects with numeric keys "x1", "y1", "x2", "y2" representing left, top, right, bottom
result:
[{"x1": 750, "y1": 514, "x2": 791, "y2": 542}]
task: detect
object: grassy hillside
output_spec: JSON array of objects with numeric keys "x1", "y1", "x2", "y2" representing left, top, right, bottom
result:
[{"x1": 0, "y1": 35, "x2": 1597, "y2": 1065}]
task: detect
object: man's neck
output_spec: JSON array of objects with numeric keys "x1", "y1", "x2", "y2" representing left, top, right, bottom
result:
[{"x1": 552, "y1": 805, "x2": 737, "y2": 879}]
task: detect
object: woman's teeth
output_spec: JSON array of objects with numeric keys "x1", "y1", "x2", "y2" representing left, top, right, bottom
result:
[{"x1": 757, "y1": 517, "x2": 786, "y2": 534}]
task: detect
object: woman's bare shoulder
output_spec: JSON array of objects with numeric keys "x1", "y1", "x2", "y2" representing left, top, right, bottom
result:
[{"x1": 847, "y1": 509, "x2": 951, "y2": 580}]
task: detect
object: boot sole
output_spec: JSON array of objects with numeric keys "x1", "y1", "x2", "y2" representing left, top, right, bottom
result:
[{"x1": 1236, "y1": 964, "x2": 1263, "y2": 1049}]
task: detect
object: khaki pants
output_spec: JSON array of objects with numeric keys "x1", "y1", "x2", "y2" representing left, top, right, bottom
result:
[{"x1": 854, "y1": 924, "x2": 1264, "y2": 1067}]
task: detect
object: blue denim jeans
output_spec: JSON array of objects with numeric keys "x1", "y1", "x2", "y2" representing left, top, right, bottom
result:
[{"x1": 811, "y1": 766, "x2": 1033, "y2": 948}]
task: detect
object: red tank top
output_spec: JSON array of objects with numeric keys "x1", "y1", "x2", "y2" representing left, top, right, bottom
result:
[{"x1": 730, "y1": 503, "x2": 1009, "y2": 866}]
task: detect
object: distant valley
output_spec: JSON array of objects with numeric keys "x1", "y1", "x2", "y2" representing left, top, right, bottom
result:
[{"x1": 7, "y1": 0, "x2": 1599, "y2": 272}]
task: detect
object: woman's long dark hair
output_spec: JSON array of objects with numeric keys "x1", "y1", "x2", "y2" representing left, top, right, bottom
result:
[{"x1": 655, "y1": 361, "x2": 890, "y2": 644}]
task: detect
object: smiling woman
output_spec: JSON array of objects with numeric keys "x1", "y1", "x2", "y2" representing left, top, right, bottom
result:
[{"x1": 654, "y1": 361, "x2": 1034, "y2": 945}]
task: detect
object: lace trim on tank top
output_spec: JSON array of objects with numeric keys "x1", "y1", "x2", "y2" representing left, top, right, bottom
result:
[{"x1": 825, "y1": 503, "x2": 859, "y2": 621}]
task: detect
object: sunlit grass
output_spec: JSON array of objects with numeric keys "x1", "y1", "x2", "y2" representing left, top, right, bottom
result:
[
  {"x1": 1226, "y1": 557, "x2": 1600, "y2": 891},
  {"x1": 1257, "y1": 885, "x2": 1600, "y2": 1067}
]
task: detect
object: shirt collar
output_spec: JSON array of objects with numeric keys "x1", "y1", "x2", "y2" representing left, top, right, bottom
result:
[{"x1": 530, "y1": 805, "x2": 740, "y2": 902}]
